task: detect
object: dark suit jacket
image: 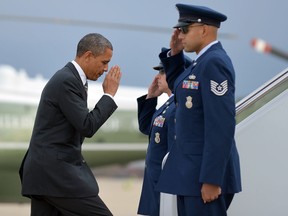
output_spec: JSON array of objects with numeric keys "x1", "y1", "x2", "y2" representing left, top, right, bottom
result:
[
  {"x1": 137, "y1": 95, "x2": 175, "y2": 215},
  {"x1": 19, "y1": 62, "x2": 117, "y2": 198},
  {"x1": 156, "y1": 42, "x2": 242, "y2": 196}
]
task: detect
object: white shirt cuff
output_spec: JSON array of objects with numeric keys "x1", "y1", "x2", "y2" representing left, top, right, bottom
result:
[{"x1": 104, "y1": 93, "x2": 114, "y2": 100}]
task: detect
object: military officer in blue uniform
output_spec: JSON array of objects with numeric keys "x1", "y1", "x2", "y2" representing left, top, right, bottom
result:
[
  {"x1": 137, "y1": 54, "x2": 176, "y2": 216},
  {"x1": 155, "y1": 4, "x2": 242, "y2": 216}
]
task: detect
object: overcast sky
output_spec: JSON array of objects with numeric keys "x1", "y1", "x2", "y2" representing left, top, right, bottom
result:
[{"x1": 0, "y1": 0, "x2": 287, "y2": 98}]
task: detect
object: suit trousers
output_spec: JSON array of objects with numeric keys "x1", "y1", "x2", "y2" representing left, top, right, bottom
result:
[
  {"x1": 177, "y1": 194, "x2": 234, "y2": 216},
  {"x1": 30, "y1": 195, "x2": 113, "y2": 216}
]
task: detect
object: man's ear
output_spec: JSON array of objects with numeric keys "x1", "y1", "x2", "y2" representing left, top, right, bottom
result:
[
  {"x1": 83, "y1": 51, "x2": 93, "y2": 63},
  {"x1": 201, "y1": 25, "x2": 208, "y2": 37}
]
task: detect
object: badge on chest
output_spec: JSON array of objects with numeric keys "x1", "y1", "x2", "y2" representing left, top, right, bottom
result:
[
  {"x1": 185, "y1": 96, "x2": 193, "y2": 109},
  {"x1": 154, "y1": 132, "x2": 160, "y2": 144},
  {"x1": 182, "y1": 74, "x2": 199, "y2": 90},
  {"x1": 153, "y1": 115, "x2": 165, "y2": 127},
  {"x1": 182, "y1": 80, "x2": 199, "y2": 90}
]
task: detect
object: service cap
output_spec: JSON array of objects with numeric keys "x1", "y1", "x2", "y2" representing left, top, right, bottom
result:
[
  {"x1": 174, "y1": 4, "x2": 227, "y2": 28},
  {"x1": 153, "y1": 47, "x2": 193, "y2": 71},
  {"x1": 153, "y1": 47, "x2": 169, "y2": 71}
]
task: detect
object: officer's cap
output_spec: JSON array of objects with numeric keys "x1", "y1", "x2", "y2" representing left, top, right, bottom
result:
[
  {"x1": 153, "y1": 62, "x2": 164, "y2": 71},
  {"x1": 153, "y1": 47, "x2": 193, "y2": 71},
  {"x1": 174, "y1": 4, "x2": 227, "y2": 28},
  {"x1": 153, "y1": 47, "x2": 169, "y2": 71}
]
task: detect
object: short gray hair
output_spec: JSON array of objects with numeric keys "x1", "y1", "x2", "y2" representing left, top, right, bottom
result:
[{"x1": 76, "y1": 33, "x2": 113, "y2": 57}]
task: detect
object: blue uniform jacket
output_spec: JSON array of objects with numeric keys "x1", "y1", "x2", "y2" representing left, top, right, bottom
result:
[
  {"x1": 137, "y1": 94, "x2": 175, "y2": 216},
  {"x1": 156, "y1": 42, "x2": 242, "y2": 196}
]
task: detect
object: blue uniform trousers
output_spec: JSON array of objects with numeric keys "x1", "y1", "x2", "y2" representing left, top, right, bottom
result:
[{"x1": 177, "y1": 194, "x2": 234, "y2": 216}]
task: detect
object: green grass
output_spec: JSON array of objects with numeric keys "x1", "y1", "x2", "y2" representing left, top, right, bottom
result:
[
  {"x1": 0, "y1": 147, "x2": 146, "y2": 202},
  {"x1": 86, "y1": 131, "x2": 147, "y2": 143},
  {"x1": 0, "y1": 150, "x2": 29, "y2": 202}
]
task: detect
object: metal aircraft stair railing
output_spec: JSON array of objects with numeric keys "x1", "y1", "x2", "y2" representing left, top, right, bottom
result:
[
  {"x1": 228, "y1": 66, "x2": 288, "y2": 216},
  {"x1": 235, "y1": 67, "x2": 288, "y2": 123}
]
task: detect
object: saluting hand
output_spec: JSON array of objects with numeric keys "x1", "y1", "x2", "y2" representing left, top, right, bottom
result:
[
  {"x1": 146, "y1": 75, "x2": 162, "y2": 99},
  {"x1": 170, "y1": 29, "x2": 184, "y2": 56},
  {"x1": 102, "y1": 65, "x2": 122, "y2": 97}
]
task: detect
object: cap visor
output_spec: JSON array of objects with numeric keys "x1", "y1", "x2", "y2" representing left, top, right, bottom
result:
[
  {"x1": 173, "y1": 21, "x2": 190, "y2": 28},
  {"x1": 153, "y1": 66, "x2": 164, "y2": 71}
]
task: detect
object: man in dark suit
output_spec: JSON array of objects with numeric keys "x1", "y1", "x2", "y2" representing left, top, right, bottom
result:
[
  {"x1": 156, "y1": 4, "x2": 242, "y2": 216},
  {"x1": 19, "y1": 33, "x2": 121, "y2": 216}
]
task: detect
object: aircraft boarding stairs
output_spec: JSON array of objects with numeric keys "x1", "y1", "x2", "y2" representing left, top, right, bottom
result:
[
  {"x1": 228, "y1": 67, "x2": 288, "y2": 215},
  {"x1": 159, "y1": 67, "x2": 288, "y2": 216}
]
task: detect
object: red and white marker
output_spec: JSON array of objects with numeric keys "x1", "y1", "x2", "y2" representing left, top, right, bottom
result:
[{"x1": 251, "y1": 38, "x2": 288, "y2": 61}]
